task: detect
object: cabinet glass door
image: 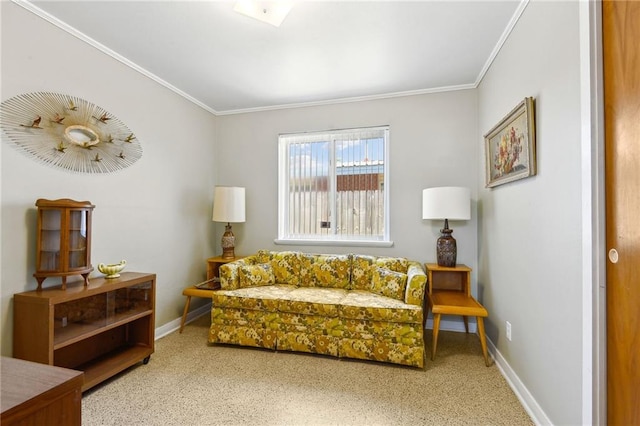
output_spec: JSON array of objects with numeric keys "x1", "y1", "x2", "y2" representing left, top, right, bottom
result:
[
  {"x1": 68, "y1": 209, "x2": 88, "y2": 269},
  {"x1": 39, "y1": 209, "x2": 61, "y2": 271},
  {"x1": 34, "y1": 198, "x2": 94, "y2": 290}
]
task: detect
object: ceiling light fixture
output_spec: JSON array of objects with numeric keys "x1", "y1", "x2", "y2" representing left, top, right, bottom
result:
[{"x1": 233, "y1": 0, "x2": 293, "y2": 27}]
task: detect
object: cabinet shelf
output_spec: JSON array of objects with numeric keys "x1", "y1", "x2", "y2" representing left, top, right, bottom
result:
[
  {"x1": 78, "y1": 344, "x2": 152, "y2": 391},
  {"x1": 54, "y1": 309, "x2": 152, "y2": 350},
  {"x1": 14, "y1": 272, "x2": 156, "y2": 392}
]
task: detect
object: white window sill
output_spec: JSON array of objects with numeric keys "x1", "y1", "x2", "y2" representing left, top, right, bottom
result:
[{"x1": 274, "y1": 238, "x2": 394, "y2": 248}]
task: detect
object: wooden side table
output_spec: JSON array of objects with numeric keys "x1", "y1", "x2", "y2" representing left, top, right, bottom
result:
[
  {"x1": 179, "y1": 256, "x2": 244, "y2": 333},
  {"x1": 425, "y1": 263, "x2": 491, "y2": 366}
]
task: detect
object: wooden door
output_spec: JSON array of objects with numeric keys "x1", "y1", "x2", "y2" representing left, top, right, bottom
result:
[{"x1": 603, "y1": 1, "x2": 640, "y2": 424}]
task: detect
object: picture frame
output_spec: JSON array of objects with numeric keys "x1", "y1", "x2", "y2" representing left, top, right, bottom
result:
[{"x1": 484, "y1": 97, "x2": 536, "y2": 188}]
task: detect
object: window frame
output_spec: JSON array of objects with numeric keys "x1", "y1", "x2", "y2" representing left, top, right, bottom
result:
[{"x1": 276, "y1": 126, "x2": 392, "y2": 247}]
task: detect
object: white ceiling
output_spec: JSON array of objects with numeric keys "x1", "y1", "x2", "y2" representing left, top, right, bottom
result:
[{"x1": 24, "y1": 1, "x2": 525, "y2": 115}]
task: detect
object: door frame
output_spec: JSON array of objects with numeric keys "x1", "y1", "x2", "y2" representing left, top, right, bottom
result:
[{"x1": 579, "y1": 1, "x2": 606, "y2": 425}]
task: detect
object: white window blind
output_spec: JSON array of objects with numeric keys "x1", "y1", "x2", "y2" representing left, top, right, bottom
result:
[{"x1": 278, "y1": 126, "x2": 390, "y2": 245}]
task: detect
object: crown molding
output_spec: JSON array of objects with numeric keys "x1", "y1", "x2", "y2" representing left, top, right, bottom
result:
[
  {"x1": 474, "y1": 0, "x2": 529, "y2": 87},
  {"x1": 13, "y1": 0, "x2": 219, "y2": 116},
  {"x1": 216, "y1": 84, "x2": 477, "y2": 116},
  {"x1": 14, "y1": 0, "x2": 528, "y2": 117}
]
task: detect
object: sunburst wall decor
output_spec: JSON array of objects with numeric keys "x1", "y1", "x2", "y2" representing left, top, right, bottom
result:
[{"x1": 0, "y1": 92, "x2": 142, "y2": 173}]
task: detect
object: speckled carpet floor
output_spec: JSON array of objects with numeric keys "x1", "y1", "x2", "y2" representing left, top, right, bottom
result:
[{"x1": 82, "y1": 315, "x2": 533, "y2": 425}]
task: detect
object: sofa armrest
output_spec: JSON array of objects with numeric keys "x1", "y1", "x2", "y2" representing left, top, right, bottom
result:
[
  {"x1": 219, "y1": 255, "x2": 257, "y2": 290},
  {"x1": 405, "y1": 261, "x2": 427, "y2": 306}
]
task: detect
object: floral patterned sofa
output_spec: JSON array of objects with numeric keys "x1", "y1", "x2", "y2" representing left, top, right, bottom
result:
[{"x1": 208, "y1": 250, "x2": 427, "y2": 368}]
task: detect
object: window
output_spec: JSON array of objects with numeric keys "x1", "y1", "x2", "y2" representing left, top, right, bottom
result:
[{"x1": 277, "y1": 126, "x2": 390, "y2": 246}]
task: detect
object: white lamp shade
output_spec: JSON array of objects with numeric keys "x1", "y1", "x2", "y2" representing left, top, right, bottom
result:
[
  {"x1": 212, "y1": 186, "x2": 246, "y2": 223},
  {"x1": 422, "y1": 187, "x2": 470, "y2": 220}
]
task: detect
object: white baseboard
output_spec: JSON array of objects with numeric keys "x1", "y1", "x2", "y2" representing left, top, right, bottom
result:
[
  {"x1": 487, "y1": 338, "x2": 552, "y2": 425},
  {"x1": 425, "y1": 317, "x2": 478, "y2": 333},
  {"x1": 154, "y1": 302, "x2": 211, "y2": 340},
  {"x1": 425, "y1": 320, "x2": 552, "y2": 425}
]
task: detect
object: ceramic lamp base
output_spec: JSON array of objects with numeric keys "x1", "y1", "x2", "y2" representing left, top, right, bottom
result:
[
  {"x1": 221, "y1": 223, "x2": 236, "y2": 259},
  {"x1": 436, "y1": 221, "x2": 457, "y2": 267}
]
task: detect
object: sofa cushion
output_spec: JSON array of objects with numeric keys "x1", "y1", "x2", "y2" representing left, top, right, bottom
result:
[
  {"x1": 212, "y1": 285, "x2": 297, "y2": 311},
  {"x1": 270, "y1": 251, "x2": 302, "y2": 285},
  {"x1": 277, "y1": 287, "x2": 347, "y2": 317},
  {"x1": 351, "y1": 254, "x2": 376, "y2": 291},
  {"x1": 371, "y1": 267, "x2": 408, "y2": 300},
  {"x1": 255, "y1": 249, "x2": 272, "y2": 263},
  {"x1": 297, "y1": 253, "x2": 316, "y2": 287},
  {"x1": 219, "y1": 257, "x2": 254, "y2": 290},
  {"x1": 339, "y1": 290, "x2": 423, "y2": 324},
  {"x1": 238, "y1": 263, "x2": 275, "y2": 288},
  {"x1": 375, "y1": 257, "x2": 409, "y2": 273},
  {"x1": 309, "y1": 254, "x2": 351, "y2": 288}
]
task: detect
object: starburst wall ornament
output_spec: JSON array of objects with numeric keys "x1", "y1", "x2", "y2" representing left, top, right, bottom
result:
[{"x1": 0, "y1": 92, "x2": 142, "y2": 173}]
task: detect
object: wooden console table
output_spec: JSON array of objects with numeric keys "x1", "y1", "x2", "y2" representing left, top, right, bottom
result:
[{"x1": 1, "y1": 357, "x2": 83, "y2": 425}]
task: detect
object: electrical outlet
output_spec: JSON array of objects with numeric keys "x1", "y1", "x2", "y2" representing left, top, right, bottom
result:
[{"x1": 506, "y1": 321, "x2": 512, "y2": 341}]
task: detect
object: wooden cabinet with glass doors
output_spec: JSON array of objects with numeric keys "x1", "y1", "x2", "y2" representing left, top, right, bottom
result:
[
  {"x1": 34, "y1": 199, "x2": 95, "y2": 290},
  {"x1": 13, "y1": 272, "x2": 156, "y2": 392}
]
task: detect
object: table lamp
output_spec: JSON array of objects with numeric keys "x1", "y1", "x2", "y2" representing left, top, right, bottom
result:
[
  {"x1": 212, "y1": 186, "x2": 246, "y2": 259},
  {"x1": 422, "y1": 187, "x2": 470, "y2": 267}
]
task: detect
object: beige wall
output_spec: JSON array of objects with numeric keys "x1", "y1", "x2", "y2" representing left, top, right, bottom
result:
[
  {"x1": 1, "y1": 1, "x2": 594, "y2": 424},
  {"x1": 1, "y1": 1, "x2": 480, "y2": 355},
  {"x1": 1, "y1": 2, "x2": 219, "y2": 355},
  {"x1": 478, "y1": 1, "x2": 583, "y2": 424},
  {"x1": 216, "y1": 90, "x2": 479, "y2": 281}
]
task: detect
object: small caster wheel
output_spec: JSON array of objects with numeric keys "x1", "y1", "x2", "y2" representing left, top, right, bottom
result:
[{"x1": 143, "y1": 356, "x2": 151, "y2": 365}]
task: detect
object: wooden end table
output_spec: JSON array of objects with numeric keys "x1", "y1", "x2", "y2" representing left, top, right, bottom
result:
[
  {"x1": 179, "y1": 256, "x2": 243, "y2": 333},
  {"x1": 425, "y1": 263, "x2": 491, "y2": 366}
]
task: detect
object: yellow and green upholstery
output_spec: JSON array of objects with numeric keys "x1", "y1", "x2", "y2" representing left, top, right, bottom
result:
[{"x1": 209, "y1": 251, "x2": 427, "y2": 368}]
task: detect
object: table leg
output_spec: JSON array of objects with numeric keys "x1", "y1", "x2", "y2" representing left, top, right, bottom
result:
[
  {"x1": 180, "y1": 296, "x2": 192, "y2": 334},
  {"x1": 431, "y1": 313, "x2": 441, "y2": 361},
  {"x1": 477, "y1": 316, "x2": 490, "y2": 366}
]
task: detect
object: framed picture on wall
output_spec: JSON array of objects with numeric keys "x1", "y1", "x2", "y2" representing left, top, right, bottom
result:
[{"x1": 484, "y1": 97, "x2": 536, "y2": 188}]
